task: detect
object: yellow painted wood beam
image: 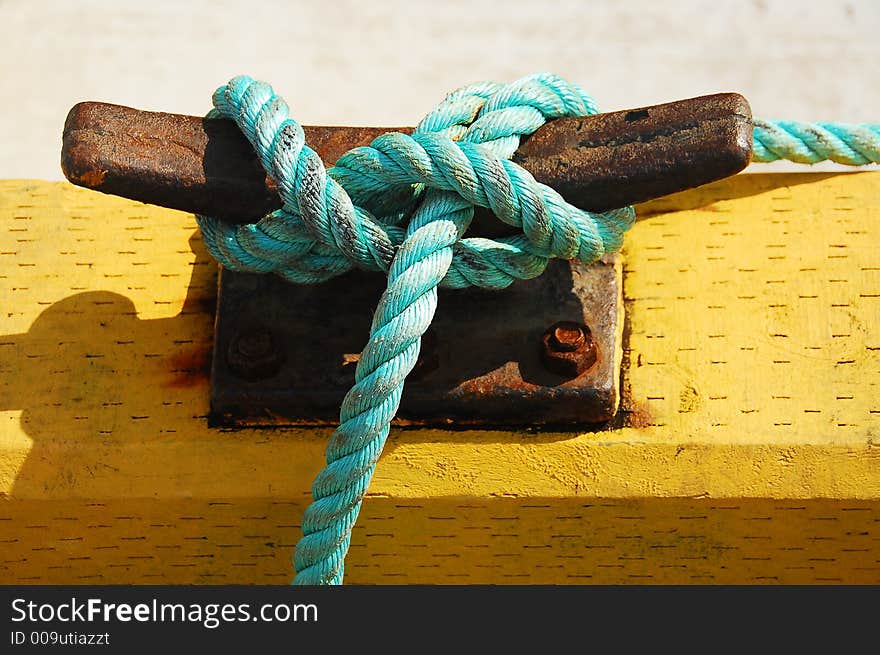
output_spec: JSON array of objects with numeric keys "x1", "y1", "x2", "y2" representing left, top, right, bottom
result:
[{"x1": 1, "y1": 174, "x2": 878, "y2": 583}]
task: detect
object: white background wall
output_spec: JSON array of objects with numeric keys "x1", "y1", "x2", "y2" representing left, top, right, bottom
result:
[{"x1": 1, "y1": 0, "x2": 878, "y2": 179}]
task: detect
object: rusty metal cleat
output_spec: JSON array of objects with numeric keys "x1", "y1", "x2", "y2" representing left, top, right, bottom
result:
[{"x1": 59, "y1": 92, "x2": 754, "y2": 427}]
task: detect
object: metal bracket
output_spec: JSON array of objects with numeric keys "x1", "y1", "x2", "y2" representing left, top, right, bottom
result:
[{"x1": 209, "y1": 254, "x2": 623, "y2": 428}]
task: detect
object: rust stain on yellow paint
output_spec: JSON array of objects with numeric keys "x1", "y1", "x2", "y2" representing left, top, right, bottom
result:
[{"x1": 0, "y1": 173, "x2": 878, "y2": 583}]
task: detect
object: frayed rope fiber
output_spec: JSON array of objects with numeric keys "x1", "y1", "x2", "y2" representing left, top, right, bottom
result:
[{"x1": 196, "y1": 74, "x2": 880, "y2": 585}]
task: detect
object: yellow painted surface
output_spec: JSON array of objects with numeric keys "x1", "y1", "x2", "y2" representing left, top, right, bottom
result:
[{"x1": 1, "y1": 174, "x2": 878, "y2": 584}]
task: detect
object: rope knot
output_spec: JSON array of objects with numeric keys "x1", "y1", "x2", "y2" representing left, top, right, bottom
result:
[
  {"x1": 196, "y1": 74, "x2": 636, "y2": 584},
  {"x1": 199, "y1": 74, "x2": 636, "y2": 290}
]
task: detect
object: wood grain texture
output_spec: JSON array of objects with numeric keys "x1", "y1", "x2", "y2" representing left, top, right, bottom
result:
[
  {"x1": 4, "y1": 498, "x2": 877, "y2": 584},
  {"x1": 1, "y1": 174, "x2": 878, "y2": 583}
]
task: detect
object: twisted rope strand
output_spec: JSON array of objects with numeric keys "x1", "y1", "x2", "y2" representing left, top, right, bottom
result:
[
  {"x1": 295, "y1": 191, "x2": 473, "y2": 584},
  {"x1": 753, "y1": 119, "x2": 880, "y2": 165},
  {"x1": 195, "y1": 75, "x2": 879, "y2": 585}
]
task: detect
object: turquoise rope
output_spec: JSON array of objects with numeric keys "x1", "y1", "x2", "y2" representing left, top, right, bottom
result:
[
  {"x1": 754, "y1": 119, "x2": 880, "y2": 165},
  {"x1": 196, "y1": 75, "x2": 880, "y2": 585}
]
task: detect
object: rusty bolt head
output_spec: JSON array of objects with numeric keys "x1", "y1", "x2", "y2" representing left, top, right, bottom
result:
[
  {"x1": 227, "y1": 325, "x2": 284, "y2": 381},
  {"x1": 540, "y1": 320, "x2": 597, "y2": 378}
]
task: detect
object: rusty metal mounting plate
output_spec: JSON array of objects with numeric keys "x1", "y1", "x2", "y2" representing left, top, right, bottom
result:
[{"x1": 210, "y1": 255, "x2": 623, "y2": 428}]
